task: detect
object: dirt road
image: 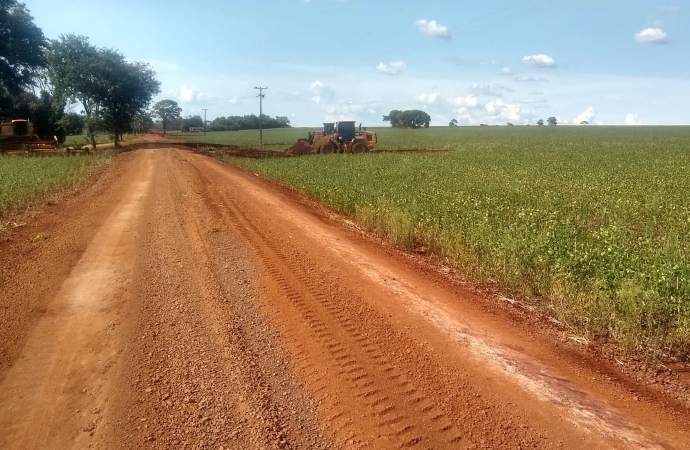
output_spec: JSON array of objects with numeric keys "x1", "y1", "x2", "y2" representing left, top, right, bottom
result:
[{"x1": 1, "y1": 141, "x2": 688, "y2": 449}]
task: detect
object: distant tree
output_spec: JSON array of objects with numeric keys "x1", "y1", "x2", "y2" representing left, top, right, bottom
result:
[
  {"x1": 28, "y1": 90, "x2": 67, "y2": 142},
  {"x1": 152, "y1": 99, "x2": 182, "y2": 135},
  {"x1": 382, "y1": 110, "x2": 401, "y2": 127},
  {"x1": 537, "y1": 119, "x2": 544, "y2": 126},
  {"x1": 96, "y1": 52, "x2": 159, "y2": 146},
  {"x1": 0, "y1": 0, "x2": 48, "y2": 116},
  {"x1": 479, "y1": 123, "x2": 488, "y2": 127},
  {"x1": 60, "y1": 112, "x2": 85, "y2": 136},
  {"x1": 449, "y1": 118, "x2": 458, "y2": 127},
  {"x1": 507, "y1": 122, "x2": 514, "y2": 126},
  {"x1": 274, "y1": 116, "x2": 291, "y2": 128},
  {"x1": 206, "y1": 114, "x2": 291, "y2": 132},
  {"x1": 132, "y1": 114, "x2": 153, "y2": 134},
  {"x1": 383, "y1": 109, "x2": 430, "y2": 128},
  {"x1": 180, "y1": 115, "x2": 203, "y2": 131},
  {"x1": 580, "y1": 120, "x2": 589, "y2": 125},
  {"x1": 547, "y1": 116, "x2": 558, "y2": 126}
]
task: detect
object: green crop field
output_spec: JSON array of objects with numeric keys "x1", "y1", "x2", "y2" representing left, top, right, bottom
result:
[
  {"x1": 218, "y1": 126, "x2": 690, "y2": 360},
  {"x1": 173, "y1": 127, "x2": 473, "y2": 151},
  {"x1": 172, "y1": 128, "x2": 308, "y2": 151},
  {"x1": 0, "y1": 152, "x2": 113, "y2": 220}
]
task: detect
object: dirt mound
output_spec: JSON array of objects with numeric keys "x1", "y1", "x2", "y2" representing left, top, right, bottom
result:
[{"x1": 285, "y1": 139, "x2": 313, "y2": 156}]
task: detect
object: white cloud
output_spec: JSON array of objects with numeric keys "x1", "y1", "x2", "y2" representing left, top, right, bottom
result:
[
  {"x1": 522, "y1": 54, "x2": 556, "y2": 67},
  {"x1": 574, "y1": 106, "x2": 596, "y2": 124},
  {"x1": 416, "y1": 93, "x2": 439, "y2": 105},
  {"x1": 635, "y1": 28, "x2": 668, "y2": 44},
  {"x1": 228, "y1": 96, "x2": 238, "y2": 104},
  {"x1": 515, "y1": 75, "x2": 549, "y2": 82},
  {"x1": 415, "y1": 19, "x2": 452, "y2": 39},
  {"x1": 469, "y1": 83, "x2": 512, "y2": 97},
  {"x1": 309, "y1": 80, "x2": 335, "y2": 104},
  {"x1": 596, "y1": 121, "x2": 605, "y2": 126},
  {"x1": 449, "y1": 94, "x2": 479, "y2": 111},
  {"x1": 323, "y1": 98, "x2": 381, "y2": 122},
  {"x1": 149, "y1": 61, "x2": 690, "y2": 127},
  {"x1": 501, "y1": 67, "x2": 513, "y2": 75},
  {"x1": 485, "y1": 99, "x2": 521, "y2": 122},
  {"x1": 376, "y1": 61, "x2": 407, "y2": 75},
  {"x1": 516, "y1": 98, "x2": 549, "y2": 106},
  {"x1": 625, "y1": 113, "x2": 643, "y2": 125},
  {"x1": 179, "y1": 85, "x2": 204, "y2": 102}
]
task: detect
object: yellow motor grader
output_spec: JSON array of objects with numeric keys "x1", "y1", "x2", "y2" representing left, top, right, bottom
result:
[
  {"x1": 0, "y1": 119, "x2": 58, "y2": 153},
  {"x1": 286, "y1": 121, "x2": 378, "y2": 156}
]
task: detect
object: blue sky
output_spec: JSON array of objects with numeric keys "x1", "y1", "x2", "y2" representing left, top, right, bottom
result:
[{"x1": 26, "y1": 0, "x2": 689, "y2": 126}]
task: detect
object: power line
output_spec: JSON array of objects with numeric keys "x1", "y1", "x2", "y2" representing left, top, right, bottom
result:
[{"x1": 254, "y1": 86, "x2": 267, "y2": 146}]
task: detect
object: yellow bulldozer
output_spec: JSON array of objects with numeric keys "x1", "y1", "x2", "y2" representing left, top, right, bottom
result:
[
  {"x1": 0, "y1": 119, "x2": 58, "y2": 153},
  {"x1": 286, "y1": 121, "x2": 378, "y2": 156}
]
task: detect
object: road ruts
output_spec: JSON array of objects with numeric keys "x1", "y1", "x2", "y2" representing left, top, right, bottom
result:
[
  {"x1": 1, "y1": 139, "x2": 689, "y2": 450},
  {"x1": 101, "y1": 149, "x2": 331, "y2": 450}
]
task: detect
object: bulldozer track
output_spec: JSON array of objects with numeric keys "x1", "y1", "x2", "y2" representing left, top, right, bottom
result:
[{"x1": 188, "y1": 157, "x2": 467, "y2": 448}]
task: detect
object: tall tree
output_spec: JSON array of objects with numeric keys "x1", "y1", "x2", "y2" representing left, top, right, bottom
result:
[
  {"x1": 47, "y1": 35, "x2": 103, "y2": 148},
  {"x1": 547, "y1": 116, "x2": 558, "y2": 126},
  {"x1": 0, "y1": 0, "x2": 48, "y2": 117},
  {"x1": 152, "y1": 99, "x2": 182, "y2": 134},
  {"x1": 48, "y1": 35, "x2": 160, "y2": 147},
  {"x1": 537, "y1": 119, "x2": 544, "y2": 126},
  {"x1": 60, "y1": 112, "x2": 84, "y2": 136},
  {"x1": 96, "y1": 51, "x2": 159, "y2": 146}
]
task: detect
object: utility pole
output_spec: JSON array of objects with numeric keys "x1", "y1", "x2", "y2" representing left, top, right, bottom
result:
[
  {"x1": 254, "y1": 86, "x2": 267, "y2": 145},
  {"x1": 202, "y1": 108, "x2": 208, "y2": 135}
]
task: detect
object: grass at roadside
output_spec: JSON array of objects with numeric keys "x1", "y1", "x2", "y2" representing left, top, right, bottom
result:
[
  {"x1": 0, "y1": 152, "x2": 113, "y2": 219},
  {"x1": 64, "y1": 134, "x2": 134, "y2": 147},
  {"x1": 222, "y1": 126, "x2": 690, "y2": 360}
]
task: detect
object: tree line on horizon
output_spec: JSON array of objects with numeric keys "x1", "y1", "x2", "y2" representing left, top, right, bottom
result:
[{"x1": 149, "y1": 98, "x2": 292, "y2": 134}]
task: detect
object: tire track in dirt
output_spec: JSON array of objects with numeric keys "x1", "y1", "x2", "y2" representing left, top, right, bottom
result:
[
  {"x1": 0, "y1": 150, "x2": 154, "y2": 450},
  {"x1": 184, "y1": 149, "x2": 690, "y2": 450},
  {"x1": 184, "y1": 152, "x2": 548, "y2": 449},
  {"x1": 102, "y1": 150, "x2": 330, "y2": 449}
]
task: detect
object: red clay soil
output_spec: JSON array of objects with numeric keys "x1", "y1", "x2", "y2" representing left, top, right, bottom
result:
[{"x1": 0, "y1": 136, "x2": 689, "y2": 449}]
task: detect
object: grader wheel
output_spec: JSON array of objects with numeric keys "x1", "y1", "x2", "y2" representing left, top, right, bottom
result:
[
  {"x1": 321, "y1": 143, "x2": 337, "y2": 154},
  {"x1": 351, "y1": 142, "x2": 367, "y2": 153}
]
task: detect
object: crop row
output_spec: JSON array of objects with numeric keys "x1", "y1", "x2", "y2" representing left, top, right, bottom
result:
[
  {"x1": 0, "y1": 153, "x2": 112, "y2": 220},
  {"x1": 222, "y1": 127, "x2": 690, "y2": 360}
]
